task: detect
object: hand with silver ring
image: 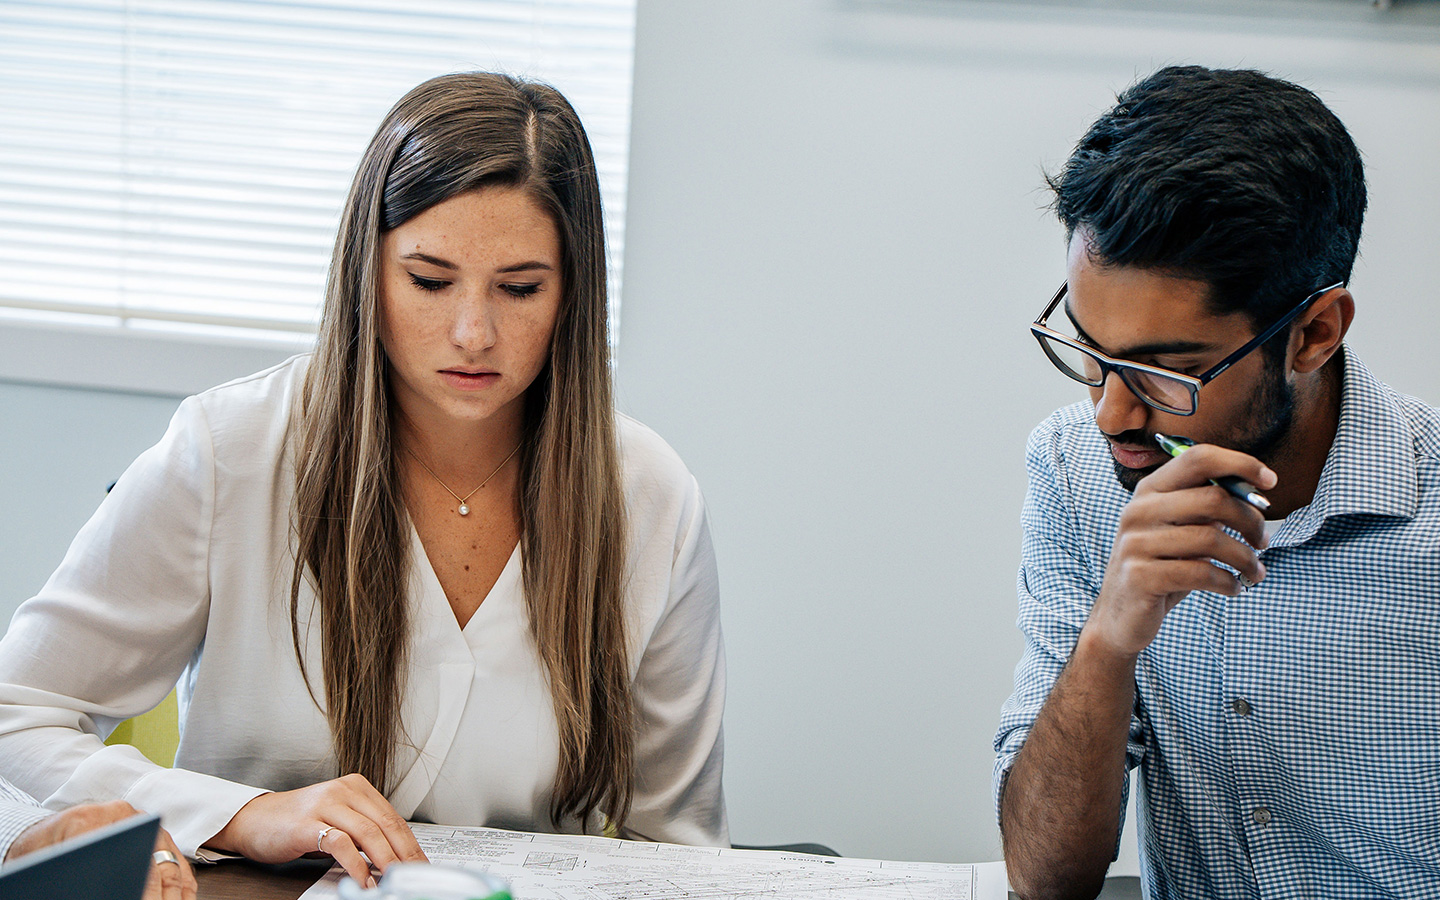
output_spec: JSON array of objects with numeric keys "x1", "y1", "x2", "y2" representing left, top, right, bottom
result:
[
  {"x1": 205, "y1": 774, "x2": 426, "y2": 889},
  {"x1": 144, "y1": 828, "x2": 196, "y2": 900},
  {"x1": 7, "y1": 801, "x2": 195, "y2": 900}
]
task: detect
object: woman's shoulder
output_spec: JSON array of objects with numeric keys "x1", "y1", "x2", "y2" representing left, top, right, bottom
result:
[
  {"x1": 615, "y1": 413, "x2": 697, "y2": 489},
  {"x1": 613, "y1": 413, "x2": 705, "y2": 523},
  {"x1": 187, "y1": 353, "x2": 309, "y2": 425},
  {"x1": 192, "y1": 353, "x2": 310, "y2": 412},
  {"x1": 171, "y1": 353, "x2": 311, "y2": 463}
]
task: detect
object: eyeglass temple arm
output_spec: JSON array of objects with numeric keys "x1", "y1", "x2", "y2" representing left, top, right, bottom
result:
[{"x1": 1196, "y1": 282, "x2": 1346, "y2": 383}]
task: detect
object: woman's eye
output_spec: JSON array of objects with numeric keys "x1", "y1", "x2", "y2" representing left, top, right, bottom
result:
[
  {"x1": 501, "y1": 283, "x2": 542, "y2": 299},
  {"x1": 408, "y1": 273, "x2": 449, "y2": 292}
]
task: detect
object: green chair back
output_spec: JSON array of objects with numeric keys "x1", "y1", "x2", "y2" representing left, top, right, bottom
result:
[{"x1": 104, "y1": 689, "x2": 180, "y2": 767}]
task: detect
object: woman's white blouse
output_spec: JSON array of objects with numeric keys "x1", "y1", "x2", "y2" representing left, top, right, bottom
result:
[{"x1": 0, "y1": 356, "x2": 728, "y2": 856}]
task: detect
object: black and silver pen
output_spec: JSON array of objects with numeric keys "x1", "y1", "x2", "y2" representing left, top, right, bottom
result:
[{"x1": 1153, "y1": 433, "x2": 1271, "y2": 512}]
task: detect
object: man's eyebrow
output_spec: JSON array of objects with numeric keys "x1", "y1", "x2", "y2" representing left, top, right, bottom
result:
[{"x1": 1063, "y1": 300, "x2": 1216, "y2": 358}]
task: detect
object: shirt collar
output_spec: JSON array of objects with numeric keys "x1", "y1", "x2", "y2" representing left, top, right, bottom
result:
[{"x1": 1277, "y1": 348, "x2": 1417, "y2": 543}]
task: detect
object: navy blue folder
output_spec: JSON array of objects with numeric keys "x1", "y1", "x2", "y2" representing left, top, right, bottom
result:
[{"x1": 0, "y1": 811, "x2": 159, "y2": 900}]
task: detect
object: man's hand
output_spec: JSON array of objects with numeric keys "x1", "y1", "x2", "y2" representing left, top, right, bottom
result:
[
  {"x1": 6, "y1": 800, "x2": 197, "y2": 900},
  {"x1": 1088, "y1": 442, "x2": 1275, "y2": 659},
  {"x1": 205, "y1": 772, "x2": 428, "y2": 889},
  {"x1": 1002, "y1": 442, "x2": 1276, "y2": 899}
]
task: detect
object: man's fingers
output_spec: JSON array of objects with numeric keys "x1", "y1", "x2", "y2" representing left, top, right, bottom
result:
[
  {"x1": 1112, "y1": 530, "x2": 1263, "y2": 603},
  {"x1": 1140, "y1": 441, "x2": 1277, "y2": 496},
  {"x1": 153, "y1": 830, "x2": 197, "y2": 900},
  {"x1": 1129, "y1": 483, "x2": 1268, "y2": 551},
  {"x1": 1138, "y1": 557, "x2": 1254, "y2": 600},
  {"x1": 1135, "y1": 522, "x2": 1263, "y2": 570},
  {"x1": 144, "y1": 860, "x2": 182, "y2": 900},
  {"x1": 144, "y1": 855, "x2": 194, "y2": 900}
]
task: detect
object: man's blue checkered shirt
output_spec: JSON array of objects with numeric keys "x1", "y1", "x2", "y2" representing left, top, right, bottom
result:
[{"x1": 994, "y1": 350, "x2": 1440, "y2": 898}]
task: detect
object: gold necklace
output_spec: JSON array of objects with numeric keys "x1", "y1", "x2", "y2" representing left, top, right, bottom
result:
[{"x1": 405, "y1": 442, "x2": 521, "y2": 516}]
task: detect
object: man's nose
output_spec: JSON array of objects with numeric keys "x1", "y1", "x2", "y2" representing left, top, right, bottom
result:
[{"x1": 1092, "y1": 371, "x2": 1149, "y2": 437}]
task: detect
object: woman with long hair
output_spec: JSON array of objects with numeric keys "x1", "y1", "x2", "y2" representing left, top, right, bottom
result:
[{"x1": 0, "y1": 72, "x2": 727, "y2": 887}]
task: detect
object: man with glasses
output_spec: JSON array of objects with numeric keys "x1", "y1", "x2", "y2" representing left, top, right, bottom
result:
[{"x1": 993, "y1": 66, "x2": 1440, "y2": 898}]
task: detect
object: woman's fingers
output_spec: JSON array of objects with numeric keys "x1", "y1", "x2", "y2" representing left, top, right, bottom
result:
[
  {"x1": 206, "y1": 773, "x2": 425, "y2": 875},
  {"x1": 321, "y1": 806, "x2": 409, "y2": 871},
  {"x1": 335, "y1": 773, "x2": 429, "y2": 863},
  {"x1": 318, "y1": 826, "x2": 377, "y2": 889}
]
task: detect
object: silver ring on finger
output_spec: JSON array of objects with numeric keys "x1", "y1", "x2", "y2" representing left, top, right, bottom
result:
[
  {"x1": 318, "y1": 825, "x2": 337, "y2": 854},
  {"x1": 152, "y1": 849, "x2": 180, "y2": 867}
]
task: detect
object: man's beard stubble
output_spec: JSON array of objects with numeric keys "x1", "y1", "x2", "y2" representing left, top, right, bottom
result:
[{"x1": 1109, "y1": 355, "x2": 1297, "y2": 493}]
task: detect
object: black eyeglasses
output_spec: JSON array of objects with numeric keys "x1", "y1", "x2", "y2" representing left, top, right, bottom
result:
[{"x1": 1031, "y1": 281, "x2": 1343, "y2": 416}]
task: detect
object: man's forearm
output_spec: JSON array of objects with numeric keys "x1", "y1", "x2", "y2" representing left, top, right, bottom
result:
[{"x1": 1001, "y1": 626, "x2": 1138, "y2": 900}]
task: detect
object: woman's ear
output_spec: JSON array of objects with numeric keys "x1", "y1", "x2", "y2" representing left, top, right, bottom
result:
[{"x1": 1291, "y1": 288, "x2": 1354, "y2": 374}]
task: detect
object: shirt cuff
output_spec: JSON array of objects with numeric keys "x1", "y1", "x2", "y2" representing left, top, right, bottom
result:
[
  {"x1": 0, "y1": 803, "x2": 55, "y2": 870},
  {"x1": 46, "y1": 744, "x2": 270, "y2": 859},
  {"x1": 125, "y1": 767, "x2": 270, "y2": 858}
]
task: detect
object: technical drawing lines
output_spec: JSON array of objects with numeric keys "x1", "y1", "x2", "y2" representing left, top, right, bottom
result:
[
  {"x1": 582, "y1": 870, "x2": 973, "y2": 899},
  {"x1": 524, "y1": 852, "x2": 580, "y2": 873}
]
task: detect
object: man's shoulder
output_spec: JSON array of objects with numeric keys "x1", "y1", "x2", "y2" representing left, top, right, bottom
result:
[
  {"x1": 1027, "y1": 400, "x2": 1108, "y2": 468},
  {"x1": 1395, "y1": 391, "x2": 1440, "y2": 461},
  {"x1": 1345, "y1": 352, "x2": 1440, "y2": 466}
]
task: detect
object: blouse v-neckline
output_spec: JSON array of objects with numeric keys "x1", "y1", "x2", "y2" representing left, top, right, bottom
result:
[{"x1": 408, "y1": 523, "x2": 523, "y2": 641}]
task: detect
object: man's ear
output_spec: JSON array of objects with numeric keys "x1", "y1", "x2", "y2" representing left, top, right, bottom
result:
[{"x1": 1291, "y1": 288, "x2": 1354, "y2": 374}]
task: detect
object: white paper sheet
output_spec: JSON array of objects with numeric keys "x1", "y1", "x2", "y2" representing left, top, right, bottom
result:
[{"x1": 297, "y1": 824, "x2": 1009, "y2": 900}]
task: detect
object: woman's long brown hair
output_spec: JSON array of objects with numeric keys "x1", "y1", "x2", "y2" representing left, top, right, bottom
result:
[{"x1": 289, "y1": 72, "x2": 633, "y2": 829}]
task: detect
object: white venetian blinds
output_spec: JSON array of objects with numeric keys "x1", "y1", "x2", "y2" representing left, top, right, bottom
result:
[{"x1": 0, "y1": 0, "x2": 636, "y2": 340}]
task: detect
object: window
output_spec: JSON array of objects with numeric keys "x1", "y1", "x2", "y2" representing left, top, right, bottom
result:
[{"x1": 0, "y1": 0, "x2": 637, "y2": 351}]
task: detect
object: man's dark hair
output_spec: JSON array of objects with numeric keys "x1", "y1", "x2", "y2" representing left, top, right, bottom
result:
[{"x1": 1049, "y1": 65, "x2": 1366, "y2": 343}]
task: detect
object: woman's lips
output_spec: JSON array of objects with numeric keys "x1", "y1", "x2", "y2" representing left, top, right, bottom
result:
[
  {"x1": 1109, "y1": 441, "x2": 1168, "y2": 470},
  {"x1": 441, "y1": 369, "x2": 500, "y2": 390}
]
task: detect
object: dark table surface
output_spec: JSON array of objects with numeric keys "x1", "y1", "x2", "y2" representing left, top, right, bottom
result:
[{"x1": 194, "y1": 858, "x2": 330, "y2": 899}]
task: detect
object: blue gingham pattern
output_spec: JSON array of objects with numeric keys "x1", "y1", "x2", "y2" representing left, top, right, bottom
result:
[
  {"x1": 994, "y1": 350, "x2": 1440, "y2": 898},
  {"x1": 0, "y1": 775, "x2": 49, "y2": 868}
]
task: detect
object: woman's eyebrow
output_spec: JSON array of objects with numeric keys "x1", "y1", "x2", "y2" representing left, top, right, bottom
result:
[{"x1": 401, "y1": 251, "x2": 457, "y2": 270}]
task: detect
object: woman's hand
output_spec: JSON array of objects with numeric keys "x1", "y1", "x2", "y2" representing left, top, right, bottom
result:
[
  {"x1": 8, "y1": 800, "x2": 197, "y2": 900},
  {"x1": 205, "y1": 773, "x2": 427, "y2": 887}
]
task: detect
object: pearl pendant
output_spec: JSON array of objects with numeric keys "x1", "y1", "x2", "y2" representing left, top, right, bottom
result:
[{"x1": 458, "y1": 504, "x2": 470, "y2": 516}]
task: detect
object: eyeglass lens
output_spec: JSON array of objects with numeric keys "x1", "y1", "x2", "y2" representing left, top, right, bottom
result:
[{"x1": 1035, "y1": 333, "x2": 1194, "y2": 414}]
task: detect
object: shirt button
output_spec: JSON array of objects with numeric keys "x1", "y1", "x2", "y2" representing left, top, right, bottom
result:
[
  {"x1": 1252, "y1": 806, "x2": 1272, "y2": 826},
  {"x1": 1232, "y1": 698, "x2": 1252, "y2": 717}
]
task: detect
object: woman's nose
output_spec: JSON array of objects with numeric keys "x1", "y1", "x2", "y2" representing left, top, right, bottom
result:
[{"x1": 452, "y1": 297, "x2": 497, "y2": 351}]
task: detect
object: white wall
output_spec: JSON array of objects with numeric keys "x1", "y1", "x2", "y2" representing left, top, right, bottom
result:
[
  {"x1": 0, "y1": 326, "x2": 299, "y2": 622},
  {"x1": 0, "y1": 382, "x2": 181, "y2": 619},
  {"x1": 615, "y1": 0, "x2": 1440, "y2": 868}
]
